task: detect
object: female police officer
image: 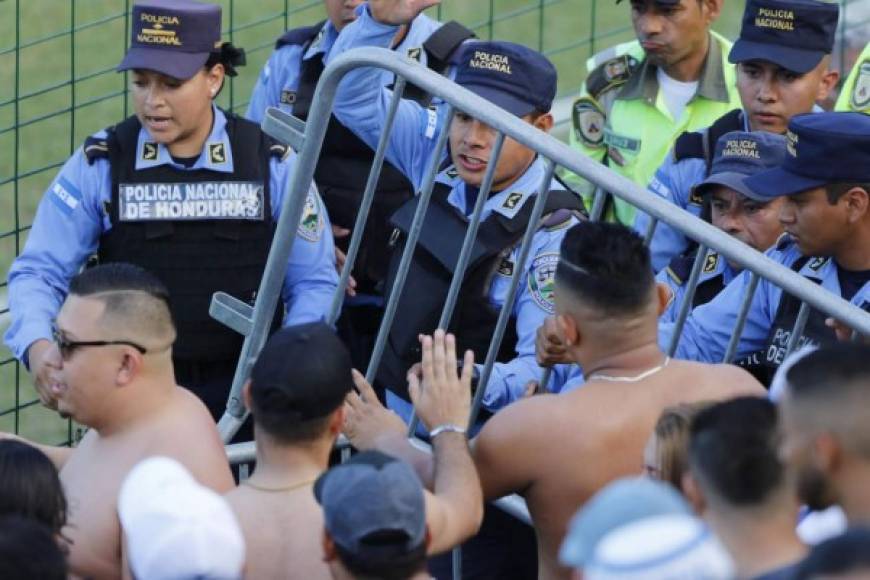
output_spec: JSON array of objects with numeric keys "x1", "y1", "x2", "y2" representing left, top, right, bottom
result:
[{"x1": 4, "y1": 0, "x2": 338, "y2": 423}]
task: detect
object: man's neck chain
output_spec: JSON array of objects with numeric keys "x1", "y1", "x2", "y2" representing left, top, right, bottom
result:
[{"x1": 587, "y1": 357, "x2": 671, "y2": 383}]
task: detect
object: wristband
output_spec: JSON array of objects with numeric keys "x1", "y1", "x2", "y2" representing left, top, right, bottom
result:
[{"x1": 429, "y1": 423, "x2": 467, "y2": 439}]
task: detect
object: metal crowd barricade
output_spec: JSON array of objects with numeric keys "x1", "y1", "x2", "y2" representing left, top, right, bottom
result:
[{"x1": 216, "y1": 46, "x2": 870, "y2": 540}]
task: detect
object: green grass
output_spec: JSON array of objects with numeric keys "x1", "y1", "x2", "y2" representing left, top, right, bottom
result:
[{"x1": 0, "y1": 0, "x2": 852, "y2": 442}]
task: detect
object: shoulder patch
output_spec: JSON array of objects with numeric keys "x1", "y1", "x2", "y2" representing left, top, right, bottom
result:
[
  {"x1": 297, "y1": 190, "x2": 324, "y2": 242},
  {"x1": 808, "y1": 256, "x2": 828, "y2": 271},
  {"x1": 142, "y1": 141, "x2": 159, "y2": 162},
  {"x1": 703, "y1": 252, "x2": 719, "y2": 274},
  {"x1": 572, "y1": 96, "x2": 605, "y2": 147},
  {"x1": 528, "y1": 253, "x2": 558, "y2": 314},
  {"x1": 585, "y1": 54, "x2": 640, "y2": 100},
  {"x1": 208, "y1": 142, "x2": 227, "y2": 165},
  {"x1": 689, "y1": 185, "x2": 704, "y2": 206},
  {"x1": 280, "y1": 89, "x2": 297, "y2": 105},
  {"x1": 497, "y1": 257, "x2": 514, "y2": 277},
  {"x1": 503, "y1": 192, "x2": 524, "y2": 210},
  {"x1": 407, "y1": 47, "x2": 422, "y2": 62},
  {"x1": 83, "y1": 136, "x2": 109, "y2": 165},
  {"x1": 50, "y1": 176, "x2": 83, "y2": 216},
  {"x1": 851, "y1": 61, "x2": 870, "y2": 112}
]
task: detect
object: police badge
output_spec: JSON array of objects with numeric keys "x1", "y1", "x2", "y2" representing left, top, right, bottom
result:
[
  {"x1": 528, "y1": 253, "x2": 558, "y2": 314},
  {"x1": 298, "y1": 190, "x2": 323, "y2": 242},
  {"x1": 572, "y1": 97, "x2": 605, "y2": 148},
  {"x1": 851, "y1": 61, "x2": 870, "y2": 112}
]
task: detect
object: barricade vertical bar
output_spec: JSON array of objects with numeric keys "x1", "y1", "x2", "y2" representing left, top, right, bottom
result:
[
  {"x1": 469, "y1": 159, "x2": 557, "y2": 426},
  {"x1": 722, "y1": 272, "x2": 760, "y2": 363},
  {"x1": 70, "y1": 0, "x2": 75, "y2": 152},
  {"x1": 229, "y1": 0, "x2": 235, "y2": 109},
  {"x1": 364, "y1": 107, "x2": 457, "y2": 384},
  {"x1": 589, "y1": 188, "x2": 607, "y2": 222},
  {"x1": 784, "y1": 301, "x2": 811, "y2": 358},
  {"x1": 13, "y1": 0, "x2": 21, "y2": 434},
  {"x1": 453, "y1": 549, "x2": 461, "y2": 580},
  {"x1": 407, "y1": 131, "x2": 506, "y2": 435},
  {"x1": 667, "y1": 244, "x2": 708, "y2": 357},
  {"x1": 643, "y1": 216, "x2": 658, "y2": 245},
  {"x1": 123, "y1": 0, "x2": 130, "y2": 115},
  {"x1": 328, "y1": 78, "x2": 409, "y2": 324}
]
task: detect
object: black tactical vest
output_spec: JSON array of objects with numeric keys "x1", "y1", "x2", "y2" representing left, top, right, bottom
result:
[
  {"x1": 276, "y1": 21, "x2": 473, "y2": 292},
  {"x1": 95, "y1": 113, "x2": 282, "y2": 362},
  {"x1": 375, "y1": 183, "x2": 585, "y2": 400},
  {"x1": 666, "y1": 251, "x2": 728, "y2": 310}
]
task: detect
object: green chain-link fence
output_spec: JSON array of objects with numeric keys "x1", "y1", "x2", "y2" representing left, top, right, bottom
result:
[{"x1": 1, "y1": 0, "x2": 866, "y2": 444}]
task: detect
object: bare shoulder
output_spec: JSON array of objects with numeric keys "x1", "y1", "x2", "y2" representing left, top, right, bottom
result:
[{"x1": 676, "y1": 360, "x2": 766, "y2": 397}]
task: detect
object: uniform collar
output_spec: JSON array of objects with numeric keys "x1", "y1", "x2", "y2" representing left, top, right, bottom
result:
[
  {"x1": 134, "y1": 105, "x2": 235, "y2": 173},
  {"x1": 442, "y1": 157, "x2": 557, "y2": 221},
  {"x1": 619, "y1": 32, "x2": 731, "y2": 105},
  {"x1": 303, "y1": 21, "x2": 337, "y2": 61}
]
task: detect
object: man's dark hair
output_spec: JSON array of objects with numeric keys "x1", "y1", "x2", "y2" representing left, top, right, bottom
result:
[
  {"x1": 70, "y1": 262, "x2": 170, "y2": 305},
  {"x1": 786, "y1": 344, "x2": 870, "y2": 403},
  {"x1": 555, "y1": 222, "x2": 654, "y2": 316},
  {"x1": 794, "y1": 527, "x2": 870, "y2": 579},
  {"x1": 0, "y1": 441, "x2": 67, "y2": 536},
  {"x1": 250, "y1": 322, "x2": 353, "y2": 445},
  {"x1": 335, "y1": 532, "x2": 427, "y2": 580},
  {"x1": 0, "y1": 516, "x2": 66, "y2": 580},
  {"x1": 688, "y1": 397, "x2": 784, "y2": 506},
  {"x1": 825, "y1": 182, "x2": 870, "y2": 204}
]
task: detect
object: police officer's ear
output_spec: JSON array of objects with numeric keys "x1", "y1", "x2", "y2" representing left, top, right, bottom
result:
[
  {"x1": 813, "y1": 56, "x2": 840, "y2": 104},
  {"x1": 699, "y1": 0, "x2": 724, "y2": 25},
  {"x1": 841, "y1": 185, "x2": 869, "y2": 224},
  {"x1": 204, "y1": 62, "x2": 226, "y2": 100},
  {"x1": 529, "y1": 112, "x2": 554, "y2": 134}
]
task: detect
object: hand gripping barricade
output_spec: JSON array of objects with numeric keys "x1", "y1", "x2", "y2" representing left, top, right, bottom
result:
[{"x1": 213, "y1": 46, "x2": 870, "y2": 564}]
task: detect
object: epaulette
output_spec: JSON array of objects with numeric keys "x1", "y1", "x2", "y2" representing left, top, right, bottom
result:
[
  {"x1": 275, "y1": 21, "x2": 325, "y2": 50},
  {"x1": 775, "y1": 232, "x2": 795, "y2": 251},
  {"x1": 673, "y1": 130, "x2": 705, "y2": 163},
  {"x1": 83, "y1": 135, "x2": 109, "y2": 165},
  {"x1": 665, "y1": 252, "x2": 695, "y2": 286},
  {"x1": 585, "y1": 53, "x2": 640, "y2": 101}
]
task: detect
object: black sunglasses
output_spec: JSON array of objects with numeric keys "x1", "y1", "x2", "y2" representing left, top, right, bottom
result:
[{"x1": 52, "y1": 328, "x2": 148, "y2": 360}]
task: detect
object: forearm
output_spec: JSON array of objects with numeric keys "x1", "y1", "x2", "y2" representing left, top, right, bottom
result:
[{"x1": 428, "y1": 431, "x2": 484, "y2": 552}]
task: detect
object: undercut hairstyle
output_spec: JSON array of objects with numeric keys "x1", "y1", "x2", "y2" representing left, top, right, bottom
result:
[
  {"x1": 555, "y1": 222, "x2": 655, "y2": 316},
  {"x1": 794, "y1": 527, "x2": 870, "y2": 579},
  {"x1": 68, "y1": 263, "x2": 175, "y2": 340},
  {"x1": 0, "y1": 441, "x2": 67, "y2": 537},
  {"x1": 0, "y1": 516, "x2": 67, "y2": 580},
  {"x1": 335, "y1": 534, "x2": 427, "y2": 580},
  {"x1": 250, "y1": 323, "x2": 354, "y2": 445},
  {"x1": 653, "y1": 402, "x2": 712, "y2": 491},
  {"x1": 688, "y1": 397, "x2": 784, "y2": 507},
  {"x1": 825, "y1": 182, "x2": 870, "y2": 204},
  {"x1": 785, "y1": 344, "x2": 870, "y2": 457}
]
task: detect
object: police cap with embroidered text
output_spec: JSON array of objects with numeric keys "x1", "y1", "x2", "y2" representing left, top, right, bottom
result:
[
  {"x1": 694, "y1": 131, "x2": 788, "y2": 202},
  {"x1": 745, "y1": 112, "x2": 870, "y2": 199},
  {"x1": 117, "y1": 0, "x2": 222, "y2": 81},
  {"x1": 728, "y1": 0, "x2": 838, "y2": 74},
  {"x1": 454, "y1": 41, "x2": 557, "y2": 117}
]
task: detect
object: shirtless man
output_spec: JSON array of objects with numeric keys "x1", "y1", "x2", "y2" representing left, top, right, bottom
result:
[
  {"x1": 3, "y1": 263, "x2": 233, "y2": 580},
  {"x1": 344, "y1": 222, "x2": 764, "y2": 579},
  {"x1": 225, "y1": 322, "x2": 482, "y2": 580}
]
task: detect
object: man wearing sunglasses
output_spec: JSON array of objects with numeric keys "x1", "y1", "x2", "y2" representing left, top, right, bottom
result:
[{"x1": 1, "y1": 262, "x2": 234, "y2": 580}]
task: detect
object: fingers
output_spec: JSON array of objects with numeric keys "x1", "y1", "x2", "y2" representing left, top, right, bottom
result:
[
  {"x1": 420, "y1": 333, "x2": 434, "y2": 386},
  {"x1": 332, "y1": 225, "x2": 351, "y2": 238},
  {"x1": 459, "y1": 349, "x2": 475, "y2": 388},
  {"x1": 408, "y1": 370, "x2": 422, "y2": 407},
  {"x1": 351, "y1": 369, "x2": 378, "y2": 403},
  {"x1": 523, "y1": 381, "x2": 538, "y2": 398},
  {"x1": 432, "y1": 330, "x2": 447, "y2": 386}
]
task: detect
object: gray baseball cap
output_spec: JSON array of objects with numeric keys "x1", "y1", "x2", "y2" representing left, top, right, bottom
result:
[{"x1": 315, "y1": 451, "x2": 426, "y2": 558}]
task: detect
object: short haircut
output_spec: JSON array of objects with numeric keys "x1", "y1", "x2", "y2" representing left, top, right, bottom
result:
[
  {"x1": 335, "y1": 534, "x2": 427, "y2": 580},
  {"x1": 794, "y1": 527, "x2": 870, "y2": 579},
  {"x1": 825, "y1": 182, "x2": 870, "y2": 204},
  {"x1": 0, "y1": 441, "x2": 67, "y2": 536},
  {"x1": 555, "y1": 222, "x2": 655, "y2": 317},
  {"x1": 688, "y1": 397, "x2": 783, "y2": 506},
  {"x1": 249, "y1": 322, "x2": 353, "y2": 445},
  {"x1": 785, "y1": 344, "x2": 870, "y2": 457},
  {"x1": 68, "y1": 263, "x2": 175, "y2": 339},
  {"x1": 653, "y1": 402, "x2": 711, "y2": 491},
  {"x1": 0, "y1": 516, "x2": 67, "y2": 580}
]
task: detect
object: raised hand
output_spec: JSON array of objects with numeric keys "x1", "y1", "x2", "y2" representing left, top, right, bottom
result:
[
  {"x1": 408, "y1": 330, "x2": 473, "y2": 432},
  {"x1": 368, "y1": 0, "x2": 441, "y2": 26},
  {"x1": 343, "y1": 369, "x2": 407, "y2": 450}
]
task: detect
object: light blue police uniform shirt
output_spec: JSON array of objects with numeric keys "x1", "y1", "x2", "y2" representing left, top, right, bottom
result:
[
  {"x1": 656, "y1": 249, "x2": 738, "y2": 324},
  {"x1": 328, "y1": 6, "x2": 578, "y2": 411},
  {"x1": 636, "y1": 106, "x2": 823, "y2": 272},
  {"x1": 660, "y1": 237, "x2": 870, "y2": 363},
  {"x1": 5, "y1": 106, "x2": 338, "y2": 364},
  {"x1": 246, "y1": 12, "x2": 443, "y2": 123}
]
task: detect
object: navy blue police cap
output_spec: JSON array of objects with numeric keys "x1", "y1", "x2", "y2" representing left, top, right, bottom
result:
[
  {"x1": 694, "y1": 131, "x2": 788, "y2": 202},
  {"x1": 746, "y1": 112, "x2": 870, "y2": 200},
  {"x1": 729, "y1": 0, "x2": 838, "y2": 74},
  {"x1": 454, "y1": 41, "x2": 557, "y2": 117},
  {"x1": 118, "y1": 0, "x2": 222, "y2": 80}
]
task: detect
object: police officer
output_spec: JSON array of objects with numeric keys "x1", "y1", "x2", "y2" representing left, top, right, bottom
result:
[
  {"x1": 4, "y1": 0, "x2": 338, "y2": 425},
  {"x1": 662, "y1": 112, "x2": 870, "y2": 381},
  {"x1": 638, "y1": 0, "x2": 840, "y2": 271},
  {"x1": 835, "y1": 41, "x2": 870, "y2": 114},
  {"x1": 247, "y1": 1, "x2": 472, "y2": 369},
  {"x1": 565, "y1": 0, "x2": 740, "y2": 225},
  {"x1": 658, "y1": 131, "x2": 787, "y2": 324}
]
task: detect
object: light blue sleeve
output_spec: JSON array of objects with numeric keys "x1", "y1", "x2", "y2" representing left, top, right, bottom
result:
[
  {"x1": 271, "y1": 156, "x2": 339, "y2": 325},
  {"x1": 4, "y1": 148, "x2": 109, "y2": 363},
  {"x1": 662, "y1": 266, "x2": 776, "y2": 362},
  {"x1": 326, "y1": 5, "x2": 445, "y2": 189},
  {"x1": 549, "y1": 364, "x2": 583, "y2": 393},
  {"x1": 245, "y1": 45, "x2": 304, "y2": 124},
  {"x1": 635, "y1": 152, "x2": 706, "y2": 272},
  {"x1": 480, "y1": 228, "x2": 567, "y2": 411}
]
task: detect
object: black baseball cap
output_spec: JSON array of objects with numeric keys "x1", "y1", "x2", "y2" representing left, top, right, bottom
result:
[
  {"x1": 118, "y1": 0, "x2": 222, "y2": 80},
  {"x1": 249, "y1": 322, "x2": 352, "y2": 421},
  {"x1": 746, "y1": 112, "x2": 870, "y2": 199},
  {"x1": 729, "y1": 0, "x2": 838, "y2": 74},
  {"x1": 454, "y1": 41, "x2": 557, "y2": 117}
]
